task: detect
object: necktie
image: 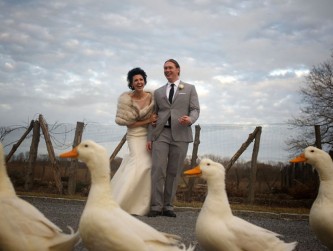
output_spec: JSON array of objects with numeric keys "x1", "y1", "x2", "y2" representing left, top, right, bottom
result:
[
  {"x1": 169, "y1": 84, "x2": 175, "y2": 104},
  {"x1": 167, "y1": 84, "x2": 175, "y2": 127}
]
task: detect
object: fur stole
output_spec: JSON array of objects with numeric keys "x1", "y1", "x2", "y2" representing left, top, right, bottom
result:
[{"x1": 115, "y1": 91, "x2": 154, "y2": 126}]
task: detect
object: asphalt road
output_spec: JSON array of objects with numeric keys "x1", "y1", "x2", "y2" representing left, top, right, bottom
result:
[{"x1": 23, "y1": 196, "x2": 327, "y2": 251}]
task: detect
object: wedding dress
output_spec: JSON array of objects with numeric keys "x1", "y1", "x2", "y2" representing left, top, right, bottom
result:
[{"x1": 110, "y1": 126, "x2": 152, "y2": 216}]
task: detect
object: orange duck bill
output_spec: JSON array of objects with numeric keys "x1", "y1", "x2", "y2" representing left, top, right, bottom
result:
[
  {"x1": 183, "y1": 166, "x2": 202, "y2": 176},
  {"x1": 290, "y1": 153, "x2": 306, "y2": 163},
  {"x1": 60, "y1": 147, "x2": 79, "y2": 158}
]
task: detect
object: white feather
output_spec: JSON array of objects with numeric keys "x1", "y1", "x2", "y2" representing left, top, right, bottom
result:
[
  {"x1": 60, "y1": 140, "x2": 194, "y2": 251},
  {"x1": 0, "y1": 143, "x2": 80, "y2": 251},
  {"x1": 186, "y1": 158, "x2": 297, "y2": 251},
  {"x1": 292, "y1": 146, "x2": 333, "y2": 250}
]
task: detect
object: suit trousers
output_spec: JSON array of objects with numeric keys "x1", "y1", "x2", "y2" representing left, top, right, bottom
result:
[{"x1": 150, "y1": 128, "x2": 188, "y2": 211}]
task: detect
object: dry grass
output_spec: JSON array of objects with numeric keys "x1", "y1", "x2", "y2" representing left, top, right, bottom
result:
[
  {"x1": 17, "y1": 191, "x2": 310, "y2": 215},
  {"x1": 17, "y1": 191, "x2": 87, "y2": 201},
  {"x1": 163, "y1": 199, "x2": 311, "y2": 215},
  {"x1": 229, "y1": 203, "x2": 309, "y2": 215},
  {"x1": 175, "y1": 200, "x2": 309, "y2": 215}
]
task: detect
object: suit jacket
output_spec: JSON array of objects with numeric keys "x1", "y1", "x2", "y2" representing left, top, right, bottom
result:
[{"x1": 148, "y1": 81, "x2": 200, "y2": 142}]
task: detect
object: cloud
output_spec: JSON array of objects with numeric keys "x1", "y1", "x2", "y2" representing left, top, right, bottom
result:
[
  {"x1": 0, "y1": 0, "x2": 332, "y2": 127},
  {"x1": 269, "y1": 68, "x2": 310, "y2": 78}
]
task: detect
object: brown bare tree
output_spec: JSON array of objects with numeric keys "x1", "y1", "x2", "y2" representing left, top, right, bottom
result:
[{"x1": 287, "y1": 52, "x2": 333, "y2": 153}]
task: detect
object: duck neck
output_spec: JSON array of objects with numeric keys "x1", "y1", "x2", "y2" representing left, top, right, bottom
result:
[
  {"x1": 317, "y1": 179, "x2": 333, "y2": 201},
  {"x1": 315, "y1": 161, "x2": 333, "y2": 198},
  {"x1": 203, "y1": 177, "x2": 232, "y2": 215},
  {"x1": 0, "y1": 146, "x2": 16, "y2": 197},
  {"x1": 317, "y1": 163, "x2": 333, "y2": 182},
  {"x1": 85, "y1": 160, "x2": 116, "y2": 206},
  {"x1": 0, "y1": 162, "x2": 16, "y2": 197}
]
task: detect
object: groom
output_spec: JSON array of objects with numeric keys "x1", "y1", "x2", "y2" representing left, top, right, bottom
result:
[{"x1": 147, "y1": 59, "x2": 200, "y2": 217}]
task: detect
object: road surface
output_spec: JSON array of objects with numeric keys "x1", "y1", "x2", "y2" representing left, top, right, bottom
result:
[{"x1": 23, "y1": 196, "x2": 326, "y2": 251}]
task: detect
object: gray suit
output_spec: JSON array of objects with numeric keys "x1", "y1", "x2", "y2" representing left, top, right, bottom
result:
[{"x1": 148, "y1": 81, "x2": 200, "y2": 212}]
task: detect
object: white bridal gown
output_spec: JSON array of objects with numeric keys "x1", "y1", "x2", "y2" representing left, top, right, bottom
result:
[{"x1": 110, "y1": 126, "x2": 152, "y2": 216}]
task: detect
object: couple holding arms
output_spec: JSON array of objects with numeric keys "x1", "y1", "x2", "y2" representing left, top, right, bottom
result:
[{"x1": 111, "y1": 59, "x2": 200, "y2": 217}]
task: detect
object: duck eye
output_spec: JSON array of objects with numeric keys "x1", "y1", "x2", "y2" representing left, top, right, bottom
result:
[
  {"x1": 84, "y1": 144, "x2": 88, "y2": 148},
  {"x1": 310, "y1": 150, "x2": 314, "y2": 153},
  {"x1": 207, "y1": 163, "x2": 210, "y2": 166}
]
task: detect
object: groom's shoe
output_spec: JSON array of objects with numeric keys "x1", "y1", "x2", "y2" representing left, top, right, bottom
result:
[
  {"x1": 147, "y1": 210, "x2": 162, "y2": 217},
  {"x1": 162, "y1": 210, "x2": 176, "y2": 218}
]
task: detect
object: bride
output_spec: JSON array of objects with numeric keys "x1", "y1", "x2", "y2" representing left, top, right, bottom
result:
[{"x1": 111, "y1": 67, "x2": 157, "y2": 216}]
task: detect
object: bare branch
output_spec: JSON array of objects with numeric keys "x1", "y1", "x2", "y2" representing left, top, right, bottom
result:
[{"x1": 287, "y1": 52, "x2": 333, "y2": 152}]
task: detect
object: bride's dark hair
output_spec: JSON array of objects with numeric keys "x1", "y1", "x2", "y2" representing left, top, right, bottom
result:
[{"x1": 127, "y1": 67, "x2": 147, "y2": 90}]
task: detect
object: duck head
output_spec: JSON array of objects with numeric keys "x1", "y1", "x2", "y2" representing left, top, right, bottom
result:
[
  {"x1": 290, "y1": 146, "x2": 333, "y2": 181},
  {"x1": 60, "y1": 140, "x2": 109, "y2": 172},
  {"x1": 184, "y1": 158, "x2": 225, "y2": 182}
]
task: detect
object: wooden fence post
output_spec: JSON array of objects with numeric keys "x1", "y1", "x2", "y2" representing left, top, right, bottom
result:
[
  {"x1": 226, "y1": 126, "x2": 261, "y2": 172},
  {"x1": 25, "y1": 120, "x2": 40, "y2": 191},
  {"x1": 314, "y1": 125, "x2": 322, "y2": 149},
  {"x1": 68, "y1": 121, "x2": 84, "y2": 195},
  {"x1": 6, "y1": 120, "x2": 34, "y2": 163},
  {"x1": 247, "y1": 126, "x2": 262, "y2": 204},
  {"x1": 110, "y1": 133, "x2": 127, "y2": 163},
  {"x1": 185, "y1": 125, "x2": 201, "y2": 201},
  {"x1": 39, "y1": 114, "x2": 63, "y2": 194}
]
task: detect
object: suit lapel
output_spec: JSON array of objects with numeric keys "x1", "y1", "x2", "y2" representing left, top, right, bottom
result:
[
  {"x1": 160, "y1": 84, "x2": 169, "y2": 104},
  {"x1": 160, "y1": 82, "x2": 184, "y2": 105}
]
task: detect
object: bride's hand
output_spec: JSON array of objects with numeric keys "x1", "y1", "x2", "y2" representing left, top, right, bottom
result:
[{"x1": 150, "y1": 113, "x2": 158, "y2": 126}]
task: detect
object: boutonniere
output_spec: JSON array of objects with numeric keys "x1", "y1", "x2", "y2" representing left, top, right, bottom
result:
[{"x1": 178, "y1": 84, "x2": 184, "y2": 90}]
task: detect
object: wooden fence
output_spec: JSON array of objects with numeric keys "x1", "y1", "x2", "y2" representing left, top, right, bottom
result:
[
  {"x1": 5, "y1": 115, "x2": 84, "y2": 195},
  {"x1": 4, "y1": 115, "x2": 324, "y2": 204}
]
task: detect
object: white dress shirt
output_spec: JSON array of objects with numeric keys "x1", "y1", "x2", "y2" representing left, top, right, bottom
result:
[{"x1": 166, "y1": 79, "x2": 180, "y2": 102}]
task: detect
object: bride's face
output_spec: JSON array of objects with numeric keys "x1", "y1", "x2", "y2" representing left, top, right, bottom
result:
[{"x1": 132, "y1": 74, "x2": 145, "y2": 92}]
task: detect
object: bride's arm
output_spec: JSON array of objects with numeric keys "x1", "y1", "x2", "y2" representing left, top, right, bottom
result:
[{"x1": 127, "y1": 113, "x2": 157, "y2": 128}]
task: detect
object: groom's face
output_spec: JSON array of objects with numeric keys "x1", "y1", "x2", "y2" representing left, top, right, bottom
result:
[{"x1": 164, "y1": 61, "x2": 180, "y2": 83}]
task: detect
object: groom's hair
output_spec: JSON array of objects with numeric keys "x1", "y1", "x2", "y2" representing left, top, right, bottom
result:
[{"x1": 165, "y1": 59, "x2": 180, "y2": 76}]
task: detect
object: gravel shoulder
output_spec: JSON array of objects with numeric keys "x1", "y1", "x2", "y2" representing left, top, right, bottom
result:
[{"x1": 22, "y1": 196, "x2": 327, "y2": 251}]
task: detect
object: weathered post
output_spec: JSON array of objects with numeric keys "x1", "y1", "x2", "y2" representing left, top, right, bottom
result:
[
  {"x1": 25, "y1": 120, "x2": 40, "y2": 191},
  {"x1": 39, "y1": 114, "x2": 63, "y2": 194},
  {"x1": 68, "y1": 121, "x2": 84, "y2": 195},
  {"x1": 247, "y1": 126, "x2": 262, "y2": 204},
  {"x1": 185, "y1": 124, "x2": 201, "y2": 201},
  {"x1": 110, "y1": 133, "x2": 127, "y2": 164},
  {"x1": 226, "y1": 126, "x2": 261, "y2": 172},
  {"x1": 6, "y1": 120, "x2": 34, "y2": 163},
  {"x1": 314, "y1": 125, "x2": 322, "y2": 149}
]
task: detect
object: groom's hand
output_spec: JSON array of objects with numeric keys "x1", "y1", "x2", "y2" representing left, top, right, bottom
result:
[
  {"x1": 178, "y1": 116, "x2": 192, "y2": 126},
  {"x1": 146, "y1": 141, "x2": 152, "y2": 151}
]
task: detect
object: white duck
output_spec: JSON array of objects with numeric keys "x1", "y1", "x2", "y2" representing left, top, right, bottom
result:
[
  {"x1": 291, "y1": 146, "x2": 333, "y2": 250},
  {"x1": 0, "y1": 143, "x2": 80, "y2": 251},
  {"x1": 184, "y1": 158, "x2": 297, "y2": 251},
  {"x1": 60, "y1": 140, "x2": 194, "y2": 251}
]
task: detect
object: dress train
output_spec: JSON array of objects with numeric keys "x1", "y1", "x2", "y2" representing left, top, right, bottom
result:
[{"x1": 110, "y1": 127, "x2": 151, "y2": 215}]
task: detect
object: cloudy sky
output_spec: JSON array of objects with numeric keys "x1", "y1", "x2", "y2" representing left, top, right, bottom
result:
[{"x1": 1, "y1": 0, "x2": 333, "y2": 128}]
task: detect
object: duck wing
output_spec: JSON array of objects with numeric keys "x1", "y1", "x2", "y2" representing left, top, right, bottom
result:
[
  {"x1": 79, "y1": 206, "x2": 183, "y2": 251},
  {"x1": 0, "y1": 197, "x2": 62, "y2": 236},
  {"x1": 0, "y1": 197, "x2": 80, "y2": 251},
  {"x1": 227, "y1": 216, "x2": 297, "y2": 251}
]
